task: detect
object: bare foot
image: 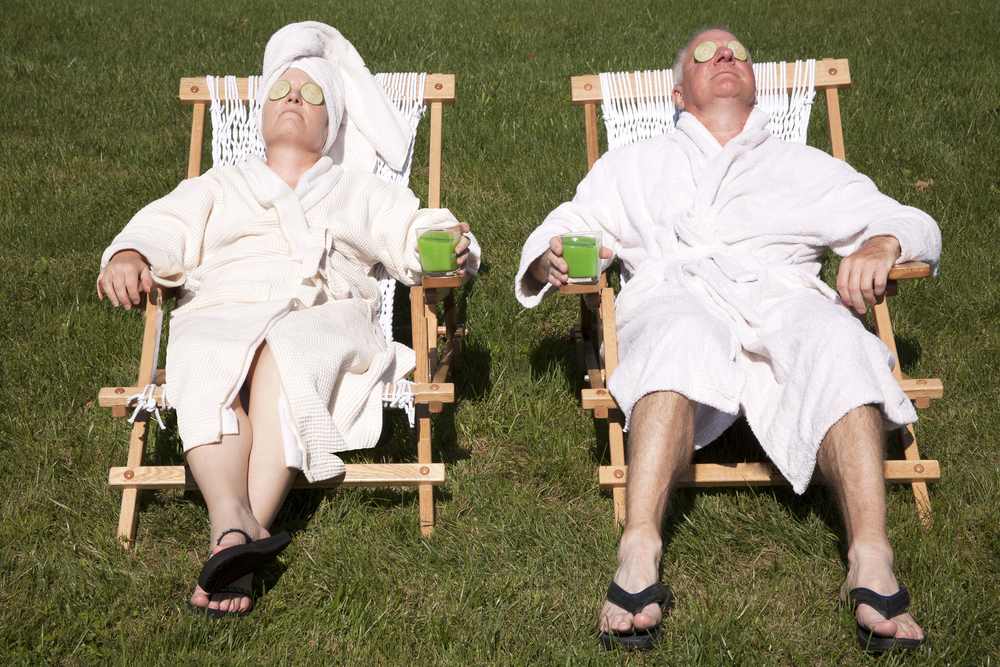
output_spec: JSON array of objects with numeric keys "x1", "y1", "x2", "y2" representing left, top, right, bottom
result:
[
  {"x1": 842, "y1": 542, "x2": 924, "y2": 643},
  {"x1": 599, "y1": 528, "x2": 664, "y2": 634}
]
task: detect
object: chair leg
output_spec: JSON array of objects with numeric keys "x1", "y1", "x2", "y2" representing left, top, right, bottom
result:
[
  {"x1": 117, "y1": 412, "x2": 151, "y2": 549},
  {"x1": 896, "y1": 422, "x2": 932, "y2": 528},
  {"x1": 415, "y1": 404, "x2": 435, "y2": 535},
  {"x1": 609, "y1": 409, "x2": 626, "y2": 526}
]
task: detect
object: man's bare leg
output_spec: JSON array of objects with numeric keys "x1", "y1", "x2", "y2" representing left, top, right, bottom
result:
[
  {"x1": 186, "y1": 343, "x2": 296, "y2": 613},
  {"x1": 817, "y1": 405, "x2": 924, "y2": 642},
  {"x1": 599, "y1": 391, "x2": 695, "y2": 635}
]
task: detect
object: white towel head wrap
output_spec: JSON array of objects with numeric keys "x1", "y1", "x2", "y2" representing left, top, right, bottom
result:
[{"x1": 258, "y1": 21, "x2": 413, "y2": 171}]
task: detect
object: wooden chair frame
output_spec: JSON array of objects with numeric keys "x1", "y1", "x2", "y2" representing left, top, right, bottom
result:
[
  {"x1": 99, "y1": 74, "x2": 466, "y2": 547},
  {"x1": 565, "y1": 59, "x2": 942, "y2": 527}
]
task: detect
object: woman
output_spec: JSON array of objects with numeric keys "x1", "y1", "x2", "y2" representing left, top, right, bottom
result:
[{"x1": 97, "y1": 22, "x2": 478, "y2": 618}]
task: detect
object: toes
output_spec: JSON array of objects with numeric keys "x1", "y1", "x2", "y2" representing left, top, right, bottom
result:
[
  {"x1": 632, "y1": 605, "x2": 662, "y2": 631},
  {"x1": 190, "y1": 584, "x2": 211, "y2": 608},
  {"x1": 892, "y1": 613, "x2": 925, "y2": 641},
  {"x1": 599, "y1": 603, "x2": 633, "y2": 634}
]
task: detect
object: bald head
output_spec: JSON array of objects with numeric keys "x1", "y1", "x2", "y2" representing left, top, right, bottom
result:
[{"x1": 671, "y1": 28, "x2": 757, "y2": 145}]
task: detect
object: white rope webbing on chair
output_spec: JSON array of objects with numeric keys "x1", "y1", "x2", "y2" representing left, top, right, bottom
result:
[
  {"x1": 203, "y1": 72, "x2": 428, "y2": 422},
  {"x1": 599, "y1": 70, "x2": 677, "y2": 151},
  {"x1": 207, "y1": 75, "x2": 265, "y2": 167},
  {"x1": 373, "y1": 72, "x2": 427, "y2": 186},
  {"x1": 381, "y1": 380, "x2": 416, "y2": 427},
  {"x1": 374, "y1": 263, "x2": 396, "y2": 343},
  {"x1": 598, "y1": 60, "x2": 816, "y2": 148},
  {"x1": 127, "y1": 384, "x2": 169, "y2": 430},
  {"x1": 753, "y1": 60, "x2": 816, "y2": 144}
]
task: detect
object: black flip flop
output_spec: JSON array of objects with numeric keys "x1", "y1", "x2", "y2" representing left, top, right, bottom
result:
[
  {"x1": 197, "y1": 528, "x2": 292, "y2": 595},
  {"x1": 847, "y1": 586, "x2": 925, "y2": 652},
  {"x1": 598, "y1": 581, "x2": 674, "y2": 650}
]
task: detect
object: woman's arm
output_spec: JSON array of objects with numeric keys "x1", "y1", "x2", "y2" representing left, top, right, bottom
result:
[{"x1": 97, "y1": 174, "x2": 222, "y2": 305}]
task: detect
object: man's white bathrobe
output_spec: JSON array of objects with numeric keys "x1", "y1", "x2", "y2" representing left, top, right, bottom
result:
[
  {"x1": 103, "y1": 155, "x2": 477, "y2": 482},
  {"x1": 516, "y1": 109, "x2": 940, "y2": 492}
]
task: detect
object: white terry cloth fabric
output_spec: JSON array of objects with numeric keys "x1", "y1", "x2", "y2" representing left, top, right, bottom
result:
[
  {"x1": 515, "y1": 107, "x2": 941, "y2": 493},
  {"x1": 259, "y1": 21, "x2": 413, "y2": 172},
  {"x1": 102, "y1": 162, "x2": 476, "y2": 482}
]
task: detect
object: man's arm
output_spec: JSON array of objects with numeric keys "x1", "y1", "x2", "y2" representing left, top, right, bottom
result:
[{"x1": 835, "y1": 235, "x2": 901, "y2": 315}]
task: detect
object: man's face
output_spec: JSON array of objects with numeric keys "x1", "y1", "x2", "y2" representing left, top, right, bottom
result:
[{"x1": 673, "y1": 29, "x2": 756, "y2": 117}]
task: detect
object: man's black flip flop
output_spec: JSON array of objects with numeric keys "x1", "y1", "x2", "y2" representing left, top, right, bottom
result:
[
  {"x1": 198, "y1": 529, "x2": 292, "y2": 595},
  {"x1": 598, "y1": 581, "x2": 674, "y2": 650},
  {"x1": 847, "y1": 586, "x2": 925, "y2": 652}
]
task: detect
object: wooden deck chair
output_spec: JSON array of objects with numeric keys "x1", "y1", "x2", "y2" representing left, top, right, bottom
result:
[
  {"x1": 98, "y1": 72, "x2": 467, "y2": 547},
  {"x1": 565, "y1": 59, "x2": 942, "y2": 527}
]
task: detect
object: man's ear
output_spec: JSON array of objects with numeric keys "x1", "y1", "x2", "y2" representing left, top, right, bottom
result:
[{"x1": 672, "y1": 85, "x2": 685, "y2": 110}]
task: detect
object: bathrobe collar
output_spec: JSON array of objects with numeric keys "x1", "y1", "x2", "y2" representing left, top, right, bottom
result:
[{"x1": 238, "y1": 155, "x2": 343, "y2": 278}]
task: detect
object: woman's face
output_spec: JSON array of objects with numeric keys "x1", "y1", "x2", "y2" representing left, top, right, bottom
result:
[{"x1": 261, "y1": 68, "x2": 329, "y2": 155}]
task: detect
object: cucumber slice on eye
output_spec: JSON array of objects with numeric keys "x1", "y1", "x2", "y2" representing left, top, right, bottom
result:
[
  {"x1": 728, "y1": 40, "x2": 748, "y2": 61},
  {"x1": 301, "y1": 82, "x2": 324, "y2": 106},
  {"x1": 693, "y1": 40, "x2": 718, "y2": 63},
  {"x1": 268, "y1": 80, "x2": 291, "y2": 101}
]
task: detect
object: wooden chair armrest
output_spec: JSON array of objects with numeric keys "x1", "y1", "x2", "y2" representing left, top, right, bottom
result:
[{"x1": 887, "y1": 262, "x2": 931, "y2": 280}]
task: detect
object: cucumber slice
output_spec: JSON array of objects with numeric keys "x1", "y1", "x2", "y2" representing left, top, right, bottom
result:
[
  {"x1": 301, "y1": 82, "x2": 324, "y2": 106},
  {"x1": 693, "y1": 40, "x2": 718, "y2": 63},
  {"x1": 268, "y1": 80, "x2": 291, "y2": 101},
  {"x1": 729, "y1": 40, "x2": 748, "y2": 61}
]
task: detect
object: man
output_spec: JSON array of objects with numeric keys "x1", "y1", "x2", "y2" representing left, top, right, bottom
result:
[{"x1": 515, "y1": 28, "x2": 938, "y2": 651}]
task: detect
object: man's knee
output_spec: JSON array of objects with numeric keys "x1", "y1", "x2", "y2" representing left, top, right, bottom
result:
[
  {"x1": 632, "y1": 391, "x2": 696, "y2": 433},
  {"x1": 821, "y1": 404, "x2": 885, "y2": 453}
]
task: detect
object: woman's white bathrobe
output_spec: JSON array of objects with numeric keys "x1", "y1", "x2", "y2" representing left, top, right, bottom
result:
[
  {"x1": 103, "y1": 155, "x2": 476, "y2": 482},
  {"x1": 516, "y1": 109, "x2": 941, "y2": 493}
]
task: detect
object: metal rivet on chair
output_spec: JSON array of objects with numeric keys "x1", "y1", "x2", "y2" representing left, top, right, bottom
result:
[
  {"x1": 828, "y1": 68, "x2": 837, "y2": 75},
  {"x1": 584, "y1": 83, "x2": 593, "y2": 90},
  {"x1": 115, "y1": 387, "x2": 125, "y2": 394},
  {"x1": 917, "y1": 379, "x2": 927, "y2": 385},
  {"x1": 420, "y1": 466, "x2": 430, "y2": 475},
  {"x1": 435, "y1": 83, "x2": 443, "y2": 90},
  {"x1": 597, "y1": 389, "x2": 607, "y2": 396},
  {"x1": 429, "y1": 383, "x2": 439, "y2": 390},
  {"x1": 124, "y1": 470, "x2": 134, "y2": 479},
  {"x1": 614, "y1": 469, "x2": 624, "y2": 479},
  {"x1": 191, "y1": 85, "x2": 199, "y2": 93},
  {"x1": 914, "y1": 464, "x2": 924, "y2": 474}
]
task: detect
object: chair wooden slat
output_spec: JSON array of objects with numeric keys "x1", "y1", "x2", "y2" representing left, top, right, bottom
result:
[
  {"x1": 179, "y1": 73, "x2": 456, "y2": 105},
  {"x1": 110, "y1": 463, "x2": 446, "y2": 489},
  {"x1": 599, "y1": 458, "x2": 940, "y2": 489}
]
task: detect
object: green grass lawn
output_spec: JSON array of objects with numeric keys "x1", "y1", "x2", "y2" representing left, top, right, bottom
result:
[{"x1": 2, "y1": 0, "x2": 999, "y2": 664}]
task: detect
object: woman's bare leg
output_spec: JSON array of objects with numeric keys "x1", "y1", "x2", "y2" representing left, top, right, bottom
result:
[
  {"x1": 245, "y1": 343, "x2": 297, "y2": 527},
  {"x1": 186, "y1": 342, "x2": 297, "y2": 613}
]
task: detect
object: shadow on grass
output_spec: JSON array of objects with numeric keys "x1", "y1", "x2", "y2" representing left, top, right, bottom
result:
[{"x1": 528, "y1": 334, "x2": 579, "y2": 390}]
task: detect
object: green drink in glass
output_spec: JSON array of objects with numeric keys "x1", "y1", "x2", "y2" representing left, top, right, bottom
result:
[
  {"x1": 417, "y1": 224, "x2": 462, "y2": 276},
  {"x1": 560, "y1": 232, "x2": 601, "y2": 283}
]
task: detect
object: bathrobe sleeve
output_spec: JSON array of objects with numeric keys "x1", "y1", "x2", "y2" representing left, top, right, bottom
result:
[
  {"x1": 101, "y1": 174, "x2": 222, "y2": 287},
  {"x1": 514, "y1": 157, "x2": 627, "y2": 307},
  {"x1": 813, "y1": 160, "x2": 942, "y2": 274},
  {"x1": 366, "y1": 177, "x2": 480, "y2": 286}
]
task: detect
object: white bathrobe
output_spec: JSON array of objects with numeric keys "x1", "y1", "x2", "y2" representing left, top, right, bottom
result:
[
  {"x1": 516, "y1": 108, "x2": 941, "y2": 492},
  {"x1": 103, "y1": 156, "x2": 477, "y2": 482}
]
